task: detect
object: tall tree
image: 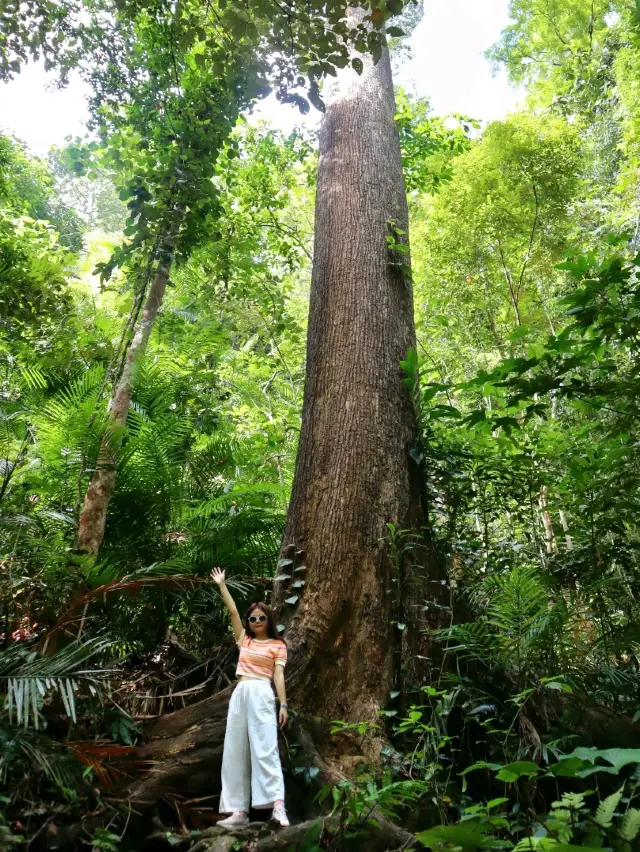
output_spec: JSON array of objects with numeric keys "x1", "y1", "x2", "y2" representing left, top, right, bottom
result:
[{"x1": 272, "y1": 12, "x2": 446, "y2": 724}]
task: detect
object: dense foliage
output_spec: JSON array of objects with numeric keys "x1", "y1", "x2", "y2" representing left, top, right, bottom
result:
[{"x1": 2, "y1": 0, "x2": 640, "y2": 849}]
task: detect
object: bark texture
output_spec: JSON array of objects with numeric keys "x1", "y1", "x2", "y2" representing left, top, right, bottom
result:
[
  {"x1": 272, "y1": 27, "x2": 445, "y2": 724},
  {"x1": 76, "y1": 217, "x2": 181, "y2": 555}
]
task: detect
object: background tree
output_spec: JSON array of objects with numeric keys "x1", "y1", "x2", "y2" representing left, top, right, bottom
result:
[{"x1": 412, "y1": 113, "x2": 582, "y2": 378}]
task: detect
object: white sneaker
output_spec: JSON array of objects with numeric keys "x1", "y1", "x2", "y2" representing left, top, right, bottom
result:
[
  {"x1": 218, "y1": 811, "x2": 249, "y2": 828},
  {"x1": 272, "y1": 802, "x2": 289, "y2": 828}
]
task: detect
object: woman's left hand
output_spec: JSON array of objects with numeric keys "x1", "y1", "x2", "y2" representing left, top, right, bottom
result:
[{"x1": 279, "y1": 706, "x2": 288, "y2": 728}]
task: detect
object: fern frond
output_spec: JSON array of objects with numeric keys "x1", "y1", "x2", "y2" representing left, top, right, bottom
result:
[
  {"x1": 595, "y1": 786, "x2": 624, "y2": 828},
  {"x1": 620, "y1": 807, "x2": 640, "y2": 841}
]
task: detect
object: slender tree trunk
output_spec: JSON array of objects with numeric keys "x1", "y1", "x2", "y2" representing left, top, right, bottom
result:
[
  {"x1": 539, "y1": 485, "x2": 557, "y2": 554},
  {"x1": 272, "y1": 20, "x2": 445, "y2": 725},
  {"x1": 75, "y1": 212, "x2": 181, "y2": 555},
  {"x1": 559, "y1": 508, "x2": 573, "y2": 551}
]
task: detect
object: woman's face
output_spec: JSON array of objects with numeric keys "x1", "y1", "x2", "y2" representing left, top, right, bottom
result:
[{"x1": 249, "y1": 607, "x2": 268, "y2": 638}]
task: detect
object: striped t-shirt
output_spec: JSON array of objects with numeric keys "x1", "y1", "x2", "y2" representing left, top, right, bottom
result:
[{"x1": 235, "y1": 630, "x2": 287, "y2": 681}]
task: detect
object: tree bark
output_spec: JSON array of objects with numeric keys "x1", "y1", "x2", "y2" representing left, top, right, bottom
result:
[
  {"x1": 272, "y1": 17, "x2": 445, "y2": 725},
  {"x1": 75, "y1": 212, "x2": 182, "y2": 555}
]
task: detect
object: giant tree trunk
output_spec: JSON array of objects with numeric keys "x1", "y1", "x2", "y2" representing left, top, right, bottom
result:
[
  {"x1": 76, "y1": 214, "x2": 181, "y2": 555},
  {"x1": 272, "y1": 21, "x2": 445, "y2": 724}
]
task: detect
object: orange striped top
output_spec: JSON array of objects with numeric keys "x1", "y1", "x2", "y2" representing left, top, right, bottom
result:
[{"x1": 236, "y1": 630, "x2": 287, "y2": 681}]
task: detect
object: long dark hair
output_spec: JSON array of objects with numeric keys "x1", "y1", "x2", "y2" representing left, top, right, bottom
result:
[{"x1": 244, "y1": 601, "x2": 285, "y2": 643}]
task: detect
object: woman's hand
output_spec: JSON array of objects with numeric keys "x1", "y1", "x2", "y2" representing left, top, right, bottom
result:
[
  {"x1": 211, "y1": 567, "x2": 225, "y2": 586},
  {"x1": 279, "y1": 706, "x2": 288, "y2": 729},
  {"x1": 211, "y1": 569, "x2": 242, "y2": 640}
]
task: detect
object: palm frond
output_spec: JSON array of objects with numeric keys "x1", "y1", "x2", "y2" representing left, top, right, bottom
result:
[
  {"x1": 190, "y1": 483, "x2": 288, "y2": 519},
  {"x1": 0, "y1": 637, "x2": 114, "y2": 729}
]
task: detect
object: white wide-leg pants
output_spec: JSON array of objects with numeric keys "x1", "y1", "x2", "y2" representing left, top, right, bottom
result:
[{"x1": 219, "y1": 678, "x2": 285, "y2": 813}]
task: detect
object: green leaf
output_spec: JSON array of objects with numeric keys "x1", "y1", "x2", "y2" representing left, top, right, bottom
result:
[
  {"x1": 460, "y1": 761, "x2": 502, "y2": 775},
  {"x1": 599, "y1": 748, "x2": 640, "y2": 772},
  {"x1": 386, "y1": 26, "x2": 405, "y2": 37},
  {"x1": 560, "y1": 747, "x2": 640, "y2": 777},
  {"x1": 429, "y1": 404, "x2": 462, "y2": 419},
  {"x1": 486, "y1": 798, "x2": 509, "y2": 809},
  {"x1": 464, "y1": 409, "x2": 487, "y2": 426},
  {"x1": 416, "y1": 824, "x2": 495, "y2": 850},
  {"x1": 352, "y1": 57, "x2": 364, "y2": 74},
  {"x1": 543, "y1": 681, "x2": 573, "y2": 693},
  {"x1": 495, "y1": 761, "x2": 539, "y2": 782},
  {"x1": 547, "y1": 756, "x2": 591, "y2": 778},
  {"x1": 507, "y1": 324, "x2": 531, "y2": 342}
]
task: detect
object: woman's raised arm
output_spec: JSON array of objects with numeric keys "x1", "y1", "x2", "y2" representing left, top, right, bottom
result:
[{"x1": 211, "y1": 568, "x2": 243, "y2": 642}]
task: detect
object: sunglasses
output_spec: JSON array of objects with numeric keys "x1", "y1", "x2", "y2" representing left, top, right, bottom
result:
[{"x1": 249, "y1": 615, "x2": 267, "y2": 624}]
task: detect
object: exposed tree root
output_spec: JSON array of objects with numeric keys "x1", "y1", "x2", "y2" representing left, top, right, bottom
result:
[
  {"x1": 124, "y1": 686, "x2": 233, "y2": 802},
  {"x1": 124, "y1": 684, "x2": 388, "y2": 803},
  {"x1": 185, "y1": 816, "x2": 418, "y2": 852},
  {"x1": 114, "y1": 686, "x2": 418, "y2": 852}
]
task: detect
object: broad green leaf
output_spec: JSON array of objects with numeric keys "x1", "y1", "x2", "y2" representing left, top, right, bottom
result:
[
  {"x1": 495, "y1": 761, "x2": 539, "y2": 782},
  {"x1": 460, "y1": 761, "x2": 502, "y2": 775},
  {"x1": 416, "y1": 824, "x2": 495, "y2": 850}
]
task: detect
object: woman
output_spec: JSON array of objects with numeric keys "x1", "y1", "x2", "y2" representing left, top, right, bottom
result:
[{"x1": 211, "y1": 567, "x2": 290, "y2": 828}]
